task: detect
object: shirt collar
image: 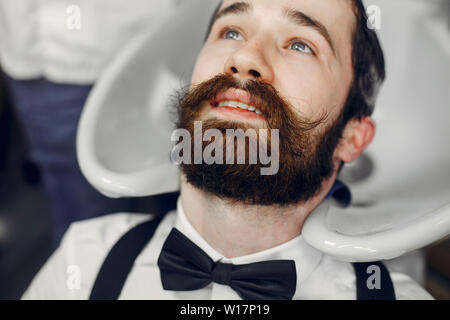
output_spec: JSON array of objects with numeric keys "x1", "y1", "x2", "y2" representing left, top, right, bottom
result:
[
  {"x1": 173, "y1": 180, "x2": 351, "y2": 284},
  {"x1": 174, "y1": 197, "x2": 324, "y2": 285},
  {"x1": 136, "y1": 180, "x2": 351, "y2": 286}
]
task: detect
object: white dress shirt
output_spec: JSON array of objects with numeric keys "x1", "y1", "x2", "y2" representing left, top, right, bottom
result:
[
  {"x1": 22, "y1": 198, "x2": 434, "y2": 300},
  {"x1": 0, "y1": 0, "x2": 178, "y2": 83}
]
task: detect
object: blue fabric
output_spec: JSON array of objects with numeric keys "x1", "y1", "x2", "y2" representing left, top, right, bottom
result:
[
  {"x1": 326, "y1": 179, "x2": 352, "y2": 207},
  {"x1": 4, "y1": 75, "x2": 136, "y2": 250}
]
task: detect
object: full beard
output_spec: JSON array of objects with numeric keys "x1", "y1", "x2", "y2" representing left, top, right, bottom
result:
[{"x1": 173, "y1": 73, "x2": 346, "y2": 206}]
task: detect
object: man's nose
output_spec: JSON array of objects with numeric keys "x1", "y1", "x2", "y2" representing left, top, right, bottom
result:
[{"x1": 224, "y1": 42, "x2": 274, "y2": 83}]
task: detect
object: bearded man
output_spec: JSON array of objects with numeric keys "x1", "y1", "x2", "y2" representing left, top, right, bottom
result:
[{"x1": 22, "y1": 0, "x2": 433, "y2": 300}]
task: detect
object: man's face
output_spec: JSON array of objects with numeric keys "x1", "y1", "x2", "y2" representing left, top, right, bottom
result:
[
  {"x1": 176, "y1": 0, "x2": 359, "y2": 206},
  {"x1": 192, "y1": 0, "x2": 355, "y2": 123}
]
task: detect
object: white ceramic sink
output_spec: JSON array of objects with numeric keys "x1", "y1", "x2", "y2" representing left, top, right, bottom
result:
[
  {"x1": 303, "y1": 0, "x2": 450, "y2": 261},
  {"x1": 77, "y1": 0, "x2": 220, "y2": 197}
]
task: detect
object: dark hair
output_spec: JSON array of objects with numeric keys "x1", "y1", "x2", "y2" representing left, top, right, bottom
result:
[
  {"x1": 204, "y1": 0, "x2": 386, "y2": 124},
  {"x1": 343, "y1": 0, "x2": 385, "y2": 123}
]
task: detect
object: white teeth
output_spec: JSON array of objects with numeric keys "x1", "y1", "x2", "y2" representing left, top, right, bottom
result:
[
  {"x1": 217, "y1": 100, "x2": 248, "y2": 109},
  {"x1": 237, "y1": 102, "x2": 249, "y2": 109},
  {"x1": 216, "y1": 100, "x2": 263, "y2": 115}
]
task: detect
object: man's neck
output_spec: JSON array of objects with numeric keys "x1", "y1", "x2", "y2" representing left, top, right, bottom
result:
[{"x1": 179, "y1": 175, "x2": 337, "y2": 258}]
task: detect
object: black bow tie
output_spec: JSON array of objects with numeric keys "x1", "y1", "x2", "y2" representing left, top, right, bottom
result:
[{"x1": 157, "y1": 228, "x2": 297, "y2": 300}]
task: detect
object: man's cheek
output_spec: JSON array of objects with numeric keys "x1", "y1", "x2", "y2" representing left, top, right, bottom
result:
[
  {"x1": 282, "y1": 82, "x2": 317, "y2": 118},
  {"x1": 300, "y1": 79, "x2": 335, "y2": 118}
]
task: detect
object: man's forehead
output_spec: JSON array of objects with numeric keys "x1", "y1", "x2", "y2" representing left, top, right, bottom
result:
[
  {"x1": 216, "y1": 0, "x2": 357, "y2": 61},
  {"x1": 218, "y1": 0, "x2": 357, "y2": 41},
  {"x1": 219, "y1": 0, "x2": 355, "y2": 18}
]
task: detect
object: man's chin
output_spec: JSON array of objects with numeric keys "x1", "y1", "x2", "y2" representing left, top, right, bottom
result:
[{"x1": 180, "y1": 160, "x2": 321, "y2": 207}]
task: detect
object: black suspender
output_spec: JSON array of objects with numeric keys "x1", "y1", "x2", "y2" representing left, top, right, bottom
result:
[
  {"x1": 89, "y1": 214, "x2": 396, "y2": 300},
  {"x1": 352, "y1": 262, "x2": 396, "y2": 300},
  {"x1": 89, "y1": 214, "x2": 164, "y2": 300}
]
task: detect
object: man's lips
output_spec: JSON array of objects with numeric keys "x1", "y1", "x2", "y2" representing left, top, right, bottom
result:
[
  {"x1": 210, "y1": 88, "x2": 267, "y2": 120},
  {"x1": 211, "y1": 104, "x2": 267, "y2": 120}
]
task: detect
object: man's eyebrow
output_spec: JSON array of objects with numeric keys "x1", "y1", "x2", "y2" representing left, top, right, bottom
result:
[
  {"x1": 211, "y1": 1, "x2": 252, "y2": 27},
  {"x1": 210, "y1": 2, "x2": 336, "y2": 57},
  {"x1": 284, "y1": 8, "x2": 336, "y2": 57}
]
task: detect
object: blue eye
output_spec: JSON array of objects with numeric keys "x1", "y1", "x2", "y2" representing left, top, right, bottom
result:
[
  {"x1": 224, "y1": 30, "x2": 244, "y2": 41},
  {"x1": 289, "y1": 41, "x2": 314, "y2": 54}
]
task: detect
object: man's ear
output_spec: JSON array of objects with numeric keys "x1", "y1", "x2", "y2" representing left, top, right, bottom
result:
[{"x1": 335, "y1": 116, "x2": 376, "y2": 163}]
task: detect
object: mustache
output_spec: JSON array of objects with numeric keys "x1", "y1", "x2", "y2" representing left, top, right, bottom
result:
[{"x1": 175, "y1": 73, "x2": 327, "y2": 131}]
